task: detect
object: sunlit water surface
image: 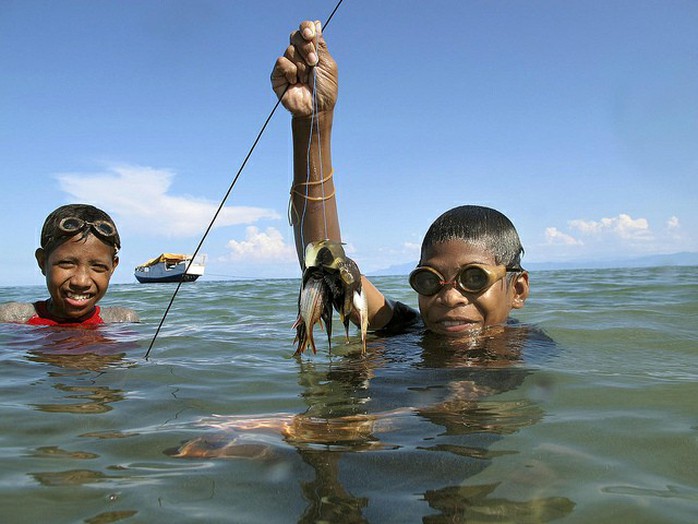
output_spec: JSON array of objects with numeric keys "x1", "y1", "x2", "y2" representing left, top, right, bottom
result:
[{"x1": 1, "y1": 267, "x2": 697, "y2": 523}]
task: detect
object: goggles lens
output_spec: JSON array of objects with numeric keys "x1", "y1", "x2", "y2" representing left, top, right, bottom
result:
[
  {"x1": 59, "y1": 217, "x2": 117, "y2": 238},
  {"x1": 459, "y1": 266, "x2": 491, "y2": 291},
  {"x1": 409, "y1": 264, "x2": 510, "y2": 296},
  {"x1": 409, "y1": 268, "x2": 443, "y2": 296}
]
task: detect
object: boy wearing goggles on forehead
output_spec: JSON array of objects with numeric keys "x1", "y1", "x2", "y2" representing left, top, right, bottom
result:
[
  {"x1": 0, "y1": 204, "x2": 139, "y2": 326},
  {"x1": 271, "y1": 21, "x2": 529, "y2": 337}
]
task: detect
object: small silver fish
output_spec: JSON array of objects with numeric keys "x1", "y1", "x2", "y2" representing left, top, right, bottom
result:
[
  {"x1": 293, "y1": 240, "x2": 368, "y2": 355},
  {"x1": 335, "y1": 256, "x2": 368, "y2": 353},
  {"x1": 293, "y1": 268, "x2": 333, "y2": 355}
]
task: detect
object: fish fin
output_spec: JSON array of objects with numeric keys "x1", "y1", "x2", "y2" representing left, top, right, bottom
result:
[
  {"x1": 292, "y1": 315, "x2": 302, "y2": 330},
  {"x1": 308, "y1": 326, "x2": 317, "y2": 354},
  {"x1": 353, "y1": 289, "x2": 369, "y2": 354}
]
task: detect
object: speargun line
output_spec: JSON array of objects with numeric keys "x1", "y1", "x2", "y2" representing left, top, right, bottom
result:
[{"x1": 144, "y1": 0, "x2": 346, "y2": 359}]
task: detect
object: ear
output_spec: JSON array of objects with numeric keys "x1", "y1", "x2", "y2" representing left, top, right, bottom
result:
[
  {"x1": 511, "y1": 271, "x2": 529, "y2": 309},
  {"x1": 35, "y1": 248, "x2": 47, "y2": 276},
  {"x1": 111, "y1": 255, "x2": 119, "y2": 273}
]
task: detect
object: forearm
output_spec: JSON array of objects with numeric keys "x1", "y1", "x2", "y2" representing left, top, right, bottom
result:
[
  {"x1": 360, "y1": 276, "x2": 398, "y2": 330},
  {"x1": 290, "y1": 110, "x2": 340, "y2": 266}
]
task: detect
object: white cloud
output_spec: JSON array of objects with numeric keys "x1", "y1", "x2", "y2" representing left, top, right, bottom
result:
[
  {"x1": 56, "y1": 164, "x2": 279, "y2": 237},
  {"x1": 403, "y1": 241, "x2": 421, "y2": 256},
  {"x1": 569, "y1": 213, "x2": 651, "y2": 241},
  {"x1": 224, "y1": 226, "x2": 296, "y2": 262},
  {"x1": 545, "y1": 227, "x2": 583, "y2": 246},
  {"x1": 536, "y1": 212, "x2": 698, "y2": 262}
]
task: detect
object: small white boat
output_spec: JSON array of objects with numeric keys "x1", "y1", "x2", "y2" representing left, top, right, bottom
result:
[{"x1": 134, "y1": 253, "x2": 206, "y2": 283}]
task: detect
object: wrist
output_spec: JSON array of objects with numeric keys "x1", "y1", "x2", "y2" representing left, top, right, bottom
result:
[{"x1": 292, "y1": 109, "x2": 334, "y2": 129}]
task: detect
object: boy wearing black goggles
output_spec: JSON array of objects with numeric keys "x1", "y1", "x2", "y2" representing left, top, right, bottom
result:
[
  {"x1": 273, "y1": 21, "x2": 530, "y2": 340},
  {"x1": 0, "y1": 204, "x2": 139, "y2": 326}
]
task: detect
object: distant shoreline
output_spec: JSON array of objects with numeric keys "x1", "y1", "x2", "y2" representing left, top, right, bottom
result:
[
  {"x1": 2, "y1": 253, "x2": 697, "y2": 287},
  {"x1": 368, "y1": 252, "x2": 698, "y2": 276}
]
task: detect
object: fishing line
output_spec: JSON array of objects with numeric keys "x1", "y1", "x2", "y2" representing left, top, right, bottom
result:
[
  {"x1": 298, "y1": 67, "x2": 328, "y2": 252},
  {"x1": 312, "y1": 66, "x2": 330, "y2": 239},
  {"x1": 144, "y1": 0, "x2": 346, "y2": 360}
]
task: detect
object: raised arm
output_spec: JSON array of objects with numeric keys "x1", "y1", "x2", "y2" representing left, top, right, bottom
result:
[
  {"x1": 271, "y1": 21, "x2": 397, "y2": 331},
  {"x1": 271, "y1": 20, "x2": 339, "y2": 265}
]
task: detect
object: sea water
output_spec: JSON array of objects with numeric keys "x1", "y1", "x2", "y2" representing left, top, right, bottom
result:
[{"x1": 0, "y1": 267, "x2": 697, "y2": 523}]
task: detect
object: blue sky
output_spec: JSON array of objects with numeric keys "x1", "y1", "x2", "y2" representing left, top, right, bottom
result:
[{"x1": 2, "y1": 0, "x2": 697, "y2": 286}]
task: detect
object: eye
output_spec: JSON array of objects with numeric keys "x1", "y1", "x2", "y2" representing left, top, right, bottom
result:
[
  {"x1": 412, "y1": 270, "x2": 441, "y2": 294},
  {"x1": 459, "y1": 267, "x2": 489, "y2": 291},
  {"x1": 56, "y1": 260, "x2": 76, "y2": 269},
  {"x1": 91, "y1": 263, "x2": 111, "y2": 273}
]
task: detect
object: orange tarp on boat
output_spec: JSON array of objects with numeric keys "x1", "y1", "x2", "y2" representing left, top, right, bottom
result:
[{"x1": 139, "y1": 253, "x2": 190, "y2": 268}]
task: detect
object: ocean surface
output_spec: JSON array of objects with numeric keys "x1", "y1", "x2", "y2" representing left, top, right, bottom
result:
[{"x1": 1, "y1": 267, "x2": 697, "y2": 523}]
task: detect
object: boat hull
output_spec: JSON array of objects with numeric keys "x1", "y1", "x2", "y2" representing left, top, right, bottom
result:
[{"x1": 134, "y1": 273, "x2": 201, "y2": 284}]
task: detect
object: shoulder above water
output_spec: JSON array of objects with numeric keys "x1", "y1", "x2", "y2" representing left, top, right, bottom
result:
[
  {"x1": 0, "y1": 302, "x2": 36, "y2": 323},
  {"x1": 0, "y1": 302, "x2": 140, "y2": 324},
  {"x1": 100, "y1": 306, "x2": 140, "y2": 323}
]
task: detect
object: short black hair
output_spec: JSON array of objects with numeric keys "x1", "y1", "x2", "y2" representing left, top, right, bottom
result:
[
  {"x1": 420, "y1": 205, "x2": 524, "y2": 270},
  {"x1": 40, "y1": 204, "x2": 121, "y2": 255}
]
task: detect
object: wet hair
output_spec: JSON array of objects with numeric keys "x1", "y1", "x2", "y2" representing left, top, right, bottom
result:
[
  {"x1": 40, "y1": 204, "x2": 121, "y2": 255},
  {"x1": 420, "y1": 205, "x2": 524, "y2": 270}
]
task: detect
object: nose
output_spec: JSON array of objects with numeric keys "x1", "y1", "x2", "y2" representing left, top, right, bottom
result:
[
  {"x1": 436, "y1": 282, "x2": 470, "y2": 306},
  {"x1": 70, "y1": 265, "x2": 92, "y2": 288}
]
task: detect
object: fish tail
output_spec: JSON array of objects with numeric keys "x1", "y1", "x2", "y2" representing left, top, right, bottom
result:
[{"x1": 293, "y1": 320, "x2": 307, "y2": 355}]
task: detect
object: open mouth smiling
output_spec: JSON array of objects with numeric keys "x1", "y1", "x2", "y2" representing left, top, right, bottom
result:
[{"x1": 63, "y1": 291, "x2": 95, "y2": 305}]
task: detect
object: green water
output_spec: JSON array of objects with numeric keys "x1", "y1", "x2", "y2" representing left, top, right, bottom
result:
[{"x1": 1, "y1": 267, "x2": 697, "y2": 523}]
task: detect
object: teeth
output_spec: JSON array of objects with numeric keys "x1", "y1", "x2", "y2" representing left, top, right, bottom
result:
[{"x1": 66, "y1": 293, "x2": 91, "y2": 300}]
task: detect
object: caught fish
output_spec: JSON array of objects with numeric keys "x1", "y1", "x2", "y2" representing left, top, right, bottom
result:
[
  {"x1": 293, "y1": 240, "x2": 368, "y2": 355},
  {"x1": 334, "y1": 256, "x2": 368, "y2": 351},
  {"x1": 292, "y1": 267, "x2": 333, "y2": 354}
]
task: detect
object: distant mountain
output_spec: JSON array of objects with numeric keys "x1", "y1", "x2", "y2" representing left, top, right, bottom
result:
[
  {"x1": 526, "y1": 252, "x2": 698, "y2": 271},
  {"x1": 368, "y1": 261, "x2": 418, "y2": 277},
  {"x1": 367, "y1": 252, "x2": 698, "y2": 276}
]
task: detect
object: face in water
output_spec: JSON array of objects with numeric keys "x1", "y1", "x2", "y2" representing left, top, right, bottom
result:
[
  {"x1": 36, "y1": 233, "x2": 118, "y2": 320},
  {"x1": 415, "y1": 240, "x2": 529, "y2": 336}
]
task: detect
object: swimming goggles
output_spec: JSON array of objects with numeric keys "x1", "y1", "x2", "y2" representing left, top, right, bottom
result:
[
  {"x1": 409, "y1": 264, "x2": 519, "y2": 296},
  {"x1": 58, "y1": 217, "x2": 117, "y2": 238}
]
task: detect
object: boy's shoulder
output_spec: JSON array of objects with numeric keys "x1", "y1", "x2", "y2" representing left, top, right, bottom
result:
[
  {"x1": 100, "y1": 306, "x2": 140, "y2": 323},
  {"x1": 0, "y1": 302, "x2": 37, "y2": 323}
]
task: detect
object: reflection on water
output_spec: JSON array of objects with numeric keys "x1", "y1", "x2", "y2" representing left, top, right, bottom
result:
[
  {"x1": 84, "y1": 510, "x2": 139, "y2": 524},
  {"x1": 299, "y1": 450, "x2": 369, "y2": 523},
  {"x1": 423, "y1": 482, "x2": 575, "y2": 523},
  {"x1": 28, "y1": 351, "x2": 126, "y2": 372},
  {"x1": 29, "y1": 465, "x2": 141, "y2": 524},
  {"x1": 31, "y1": 468, "x2": 112, "y2": 486},
  {"x1": 31, "y1": 382, "x2": 125, "y2": 414},
  {"x1": 11, "y1": 325, "x2": 139, "y2": 414},
  {"x1": 29, "y1": 446, "x2": 99, "y2": 460},
  {"x1": 4, "y1": 323, "x2": 142, "y2": 522},
  {"x1": 173, "y1": 324, "x2": 574, "y2": 522}
]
